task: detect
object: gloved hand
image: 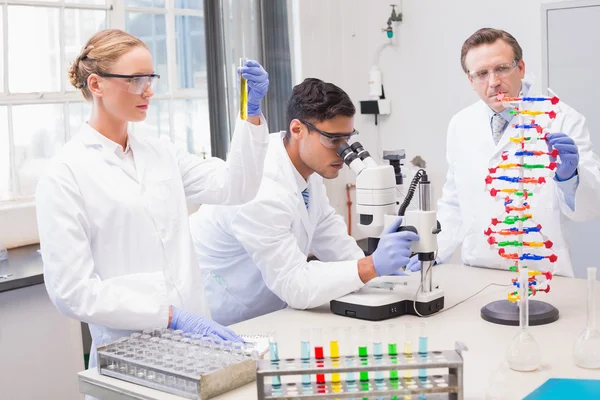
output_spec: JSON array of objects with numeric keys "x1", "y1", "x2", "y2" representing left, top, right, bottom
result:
[
  {"x1": 372, "y1": 217, "x2": 420, "y2": 276},
  {"x1": 169, "y1": 306, "x2": 243, "y2": 342},
  {"x1": 238, "y1": 60, "x2": 269, "y2": 116},
  {"x1": 405, "y1": 254, "x2": 441, "y2": 272},
  {"x1": 406, "y1": 255, "x2": 420, "y2": 272},
  {"x1": 546, "y1": 133, "x2": 579, "y2": 181}
]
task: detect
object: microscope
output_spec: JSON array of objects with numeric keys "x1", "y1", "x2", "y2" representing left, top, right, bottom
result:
[{"x1": 329, "y1": 142, "x2": 445, "y2": 321}]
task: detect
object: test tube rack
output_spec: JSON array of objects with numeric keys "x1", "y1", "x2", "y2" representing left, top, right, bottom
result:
[
  {"x1": 97, "y1": 336, "x2": 257, "y2": 400},
  {"x1": 256, "y1": 342, "x2": 467, "y2": 400}
]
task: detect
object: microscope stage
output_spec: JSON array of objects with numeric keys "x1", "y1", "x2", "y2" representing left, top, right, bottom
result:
[{"x1": 330, "y1": 277, "x2": 444, "y2": 321}]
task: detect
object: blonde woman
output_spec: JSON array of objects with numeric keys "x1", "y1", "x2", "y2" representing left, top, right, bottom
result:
[{"x1": 35, "y1": 29, "x2": 270, "y2": 370}]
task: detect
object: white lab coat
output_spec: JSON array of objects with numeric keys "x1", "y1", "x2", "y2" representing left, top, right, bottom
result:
[
  {"x1": 437, "y1": 98, "x2": 600, "y2": 277},
  {"x1": 189, "y1": 132, "x2": 365, "y2": 326},
  {"x1": 36, "y1": 117, "x2": 269, "y2": 370}
]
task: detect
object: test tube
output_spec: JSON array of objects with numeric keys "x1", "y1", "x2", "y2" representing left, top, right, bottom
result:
[
  {"x1": 330, "y1": 327, "x2": 341, "y2": 384},
  {"x1": 233, "y1": 342, "x2": 244, "y2": 362},
  {"x1": 372, "y1": 325, "x2": 383, "y2": 357},
  {"x1": 358, "y1": 326, "x2": 368, "y2": 357},
  {"x1": 403, "y1": 324, "x2": 413, "y2": 355},
  {"x1": 312, "y1": 328, "x2": 325, "y2": 385},
  {"x1": 330, "y1": 327, "x2": 340, "y2": 358},
  {"x1": 358, "y1": 326, "x2": 369, "y2": 383},
  {"x1": 388, "y1": 325, "x2": 399, "y2": 381},
  {"x1": 146, "y1": 337, "x2": 160, "y2": 364},
  {"x1": 153, "y1": 328, "x2": 163, "y2": 337},
  {"x1": 140, "y1": 334, "x2": 152, "y2": 342},
  {"x1": 142, "y1": 328, "x2": 154, "y2": 337},
  {"x1": 268, "y1": 332, "x2": 282, "y2": 389},
  {"x1": 344, "y1": 327, "x2": 357, "y2": 387},
  {"x1": 372, "y1": 325, "x2": 384, "y2": 384},
  {"x1": 300, "y1": 328, "x2": 311, "y2": 387},
  {"x1": 404, "y1": 323, "x2": 413, "y2": 380},
  {"x1": 418, "y1": 323, "x2": 428, "y2": 381},
  {"x1": 239, "y1": 57, "x2": 248, "y2": 120},
  {"x1": 130, "y1": 332, "x2": 142, "y2": 342}
]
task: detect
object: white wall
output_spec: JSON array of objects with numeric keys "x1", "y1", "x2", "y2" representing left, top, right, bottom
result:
[{"x1": 295, "y1": 0, "x2": 563, "y2": 239}]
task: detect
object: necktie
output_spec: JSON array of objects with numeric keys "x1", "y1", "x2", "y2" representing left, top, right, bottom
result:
[
  {"x1": 492, "y1": 113, "x2": 508, "y2": 145},
  {"x1": 302, "y1": 188, "x2": 309, "y2": 209}
]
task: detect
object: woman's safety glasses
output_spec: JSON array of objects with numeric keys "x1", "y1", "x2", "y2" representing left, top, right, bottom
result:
[
  {"x1": 97, "y1": 73, "x2": 160, "y2": 95},
  {"x1": 298, "y1": 119, "x2": 358, "y2": 149}
]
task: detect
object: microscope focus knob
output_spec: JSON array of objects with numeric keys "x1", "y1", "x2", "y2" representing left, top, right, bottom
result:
[{"x1": 432, "y1": 220, "x2": 442, "y2": 234}]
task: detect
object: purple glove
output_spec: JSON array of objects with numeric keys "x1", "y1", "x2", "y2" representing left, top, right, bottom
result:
[
  {"x1": 372, "y1": 217, "x2": 420, "y2": 276},
  {"x1": 169, "y1": 306, "x2": 243, "y2": 342},
  {"x1": 405, "y1": 254, "x2": 441, "y2": 272},
  {"x1": 547, "y1": 133, "x2": 579, "y2": 181},
  {"x1": 238, "y1": 60, "x2": 269, "y2": 116},
  {"x1": 406, "y1": 255, "x2": 420, "y2": 272}
]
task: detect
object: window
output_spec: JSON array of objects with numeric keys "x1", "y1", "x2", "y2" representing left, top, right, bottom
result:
[
  {"x1": 1, "y1": 0, "x2": 210, "y2": 203},
  {"x1": 1, "y1": 0, "x2": 109, "y2": 202},
  {"x1": 125, "y1": 1, "x2": 209, "y2": 157}
]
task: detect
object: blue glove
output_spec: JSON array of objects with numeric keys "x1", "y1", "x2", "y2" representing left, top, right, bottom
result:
[
  {"x1": 169, "y1": 306, "x2": 243, "y2": 342},
  {"x1": 238, "y1": 60, "x2": 269, "y2": 116},
  {"x1": 405, "y1": 254, "x2": 441, "y2": 272},
  {"x1": 406, "y1": 255, "x2": 420, "y2": 272},
  {"x1": 372, "y1": 217, "x2": 420, "y2": 276},
  {"x1": 546, "y1": 133, "x2": 579, "y2": 181}
]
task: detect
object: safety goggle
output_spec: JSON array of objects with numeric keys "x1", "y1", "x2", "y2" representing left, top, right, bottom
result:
[
  {"x1": 96, "y1": 72, "x2": 160, "y2": 95},
  {"x1": 298, "y1": 119, "x2": 358, "y2": 149},
  {"x1": 468, "y1": 60, "x2": 517, "y2": 84}
]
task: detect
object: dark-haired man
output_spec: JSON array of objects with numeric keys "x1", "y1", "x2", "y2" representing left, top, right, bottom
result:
[{"x1": 189, "y1": 78, "x2": 418, "y2": 325}]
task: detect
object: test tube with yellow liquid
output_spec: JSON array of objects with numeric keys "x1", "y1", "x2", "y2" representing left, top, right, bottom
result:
[{"x1": 239, "y1": 57, "x2": 248, "y2": 120}]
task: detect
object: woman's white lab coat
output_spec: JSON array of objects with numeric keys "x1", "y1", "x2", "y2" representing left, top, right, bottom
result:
[
  {"x1": 35, "y1": 117, "x2": 269, "y2": 368},
  {"x1": 437, "y1": 99, "x2": 600, "y2": 277},
  {"x1": 189, "y1": 132, "x2": 365, "y2": 326}
]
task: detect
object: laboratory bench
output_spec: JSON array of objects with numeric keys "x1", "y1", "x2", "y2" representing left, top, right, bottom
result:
[
  {"x1": 77, "y1": 264, "x2": 600, "y2": 400},
  {"x1": 0, "y1": 243, "x2": 44, "y2": 292},
  {"x1": 0, "y1": 244, "x2": 85, "y2": 399}
]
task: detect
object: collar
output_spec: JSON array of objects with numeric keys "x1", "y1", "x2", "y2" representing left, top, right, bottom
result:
[
  {"x1": 487, "y1": 78, "x2": 533, "y2": 122},
  {"x1": 277, "y1": 131, "x2": 309, "y2": 193},
  {"x1": 78, "y1": 122, "x2": 131, "y2": 154}
]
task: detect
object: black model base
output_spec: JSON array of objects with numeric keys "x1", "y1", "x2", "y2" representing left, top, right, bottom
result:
[
  {"x1": 480, "y1": 299, "x2": 559, "y2": 326},
  {"x1": 330, "y1": 296, "x2": 445, "y2": 321}
]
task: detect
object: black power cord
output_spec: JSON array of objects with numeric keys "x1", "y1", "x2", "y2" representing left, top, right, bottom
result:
[{"x1": 398, "y1": 168, "x2": 426, "y2": 216}]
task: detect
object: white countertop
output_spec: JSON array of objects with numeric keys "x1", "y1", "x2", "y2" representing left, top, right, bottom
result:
[{"x1": 78, "y1": 264, "x2": 600, "y2": 399}]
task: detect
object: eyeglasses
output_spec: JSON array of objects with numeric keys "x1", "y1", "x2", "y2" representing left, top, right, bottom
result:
[
  {"x1": 297, "y1": 119, "x2": 358, "y2": 149},
  {"x1": 97, "y1": 73, "x2": 160, "y2": 94},
  {"x1": 469, "y1": 60, "x2": 517, "y2": 84}
]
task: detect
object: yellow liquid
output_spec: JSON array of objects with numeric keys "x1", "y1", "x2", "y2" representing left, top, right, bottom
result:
[
  {"x1": 330, "y1": 341, "x2": 340, "y2": 382},
  {"x1": 404, "y1": 342, "x2": 413, "y2": 379},
  {"x1": 330, "y1": 341, "x2": 340, "y2": 358},
  {"x1": 240, "y1": 76, "x2": 248, "y2": 120}
]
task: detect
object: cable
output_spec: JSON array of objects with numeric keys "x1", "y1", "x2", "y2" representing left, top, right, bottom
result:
[
  {"x1": 411, "y1": 260, "x2": 513, "y2": 318},
  {"x1": 398, "y1": 169, "x2": 425, "y2": 216}
]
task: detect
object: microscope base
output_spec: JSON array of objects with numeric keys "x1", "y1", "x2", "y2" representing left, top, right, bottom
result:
[{"x1": 330, "y1": 282, "x2": 444, "y2": 321}]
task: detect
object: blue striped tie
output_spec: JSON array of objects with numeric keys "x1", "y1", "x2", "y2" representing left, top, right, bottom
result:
[{"x1": 302, "y1": 188, "x2": 309, "y2": 209}]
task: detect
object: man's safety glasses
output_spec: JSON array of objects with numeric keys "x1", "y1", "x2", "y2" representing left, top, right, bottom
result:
[
  {"x1": 97, "y1": 73, "x2": 160, "y2": 95},
  {"x1": 469, "y1": 60, "x2": 517, "y2": 84},
  {"x1": 298, "y1": 119, "x2": 358, "y2": 149}
]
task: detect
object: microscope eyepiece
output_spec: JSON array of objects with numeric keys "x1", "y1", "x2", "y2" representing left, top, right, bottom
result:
[
  {"x1": 350, "y1": 141, "x2": 374, "y2": 162},
  {"x1": 350, "y1": 142, "x2": 364, "y2": 153},
  {"x1": 337, "y1": 143, "x2": 358, "y2": 165}
]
